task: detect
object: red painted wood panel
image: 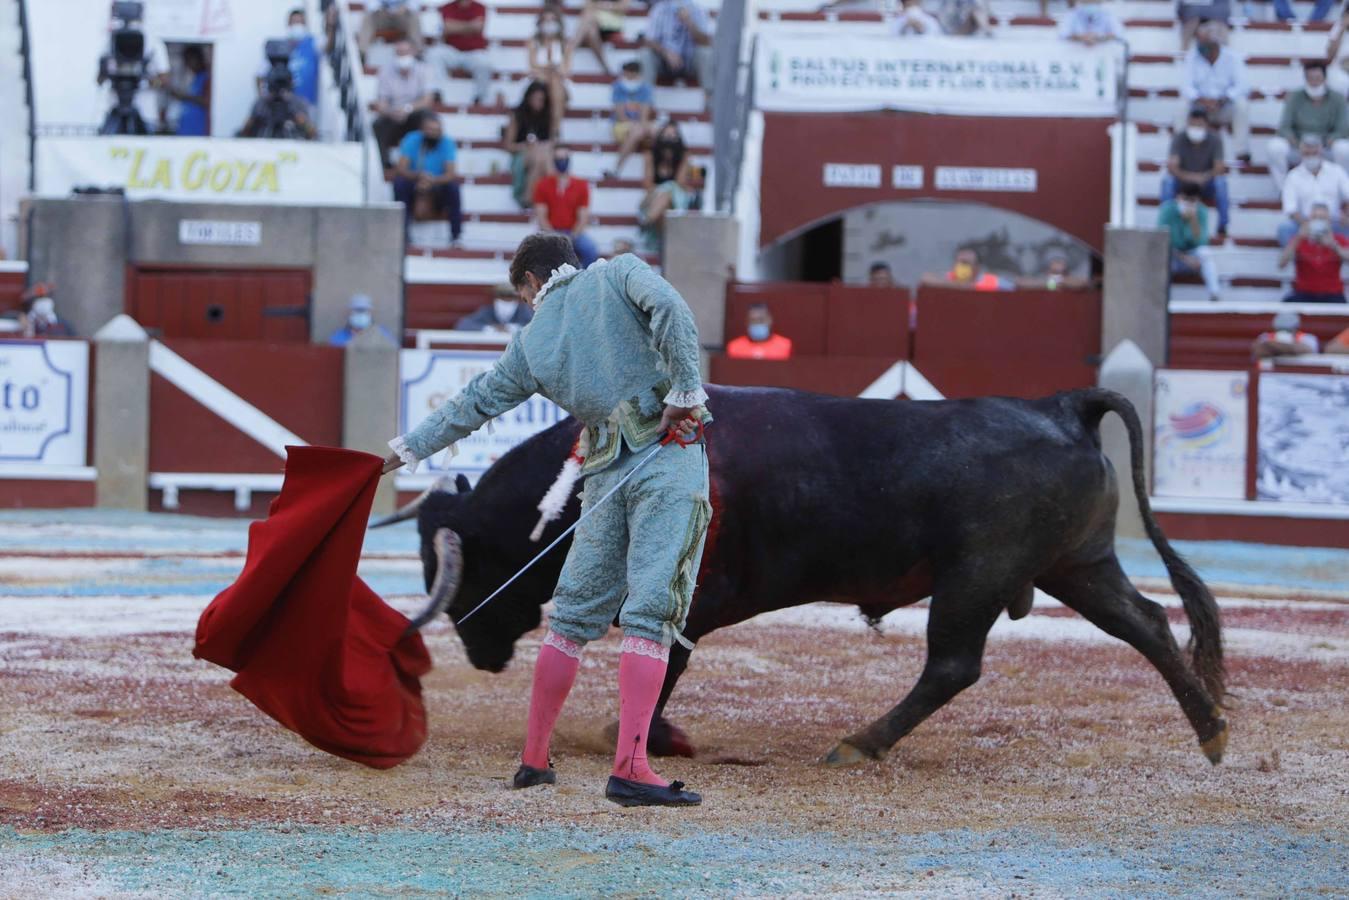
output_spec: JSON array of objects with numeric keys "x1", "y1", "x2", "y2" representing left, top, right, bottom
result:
[
  {"x1": 127, "y1": 267, "x2": 311, "y2": 342},
  {"x1": 824, "y1": 285, "x2": 910, "y2": 357},
  {"x1": 404, "y1": 282, "x2": 498, "y2": 334},
  {"x1": 1156, "y1": 511, "x2": 1349, "y2": 547},
  {"x1": 0, "y1": 270, "x2": 25, "y2": 314},
  {"x1": 1170, "y1": 312, "x2": 1349, "y2": 368},
  {"x1": 912, "y1": 288, "x2": 1101, "y2": 399},
  {"x1": 724, "y1": 282, "x2": 830, "y2": 355},
  {"x1": 710, "y1": 355, "x2": 899, "y2": 397},
  {"x1": 0, "y1": 480, "x2": 97, "y2": 508},
  {"x1": 149, "y1": 341, "x2": 344, "y2": 474}
]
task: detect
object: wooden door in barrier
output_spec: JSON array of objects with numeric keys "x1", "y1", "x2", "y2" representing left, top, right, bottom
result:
[{"x1": 127, "y1": 266, "x2": 311, "y2": 341}]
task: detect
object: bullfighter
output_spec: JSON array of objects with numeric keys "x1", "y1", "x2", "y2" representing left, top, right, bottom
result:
[{"x1": 383, "y1": 234, "x2": 711, "y2": 807}]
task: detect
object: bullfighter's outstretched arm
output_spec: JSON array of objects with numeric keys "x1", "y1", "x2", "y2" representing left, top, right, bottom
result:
[
  {"x1": 388, "y1": 338, "x2": 539, "y2": 471},
  {"x1": 612, "y1": 255, "x2": 708, "y2": 410}
]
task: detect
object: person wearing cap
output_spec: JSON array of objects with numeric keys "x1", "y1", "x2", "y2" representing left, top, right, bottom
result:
[
  {"x1": 1278, "y1": 201, "x2": 1349, "y2": 303},
  {"x1": 1278, "y1": 134, "x2": 1349, "y2": 247},
  {"x1": 456, "y1": 284, "x2": 535, "y2": 332},
  {"x1": 1164, "y1": 107, "x2": 1230, "y2": 242},
  {"x1": 20, "y1": 283, "x2": 76, "y2": 339},
  {"x1": 327, "y1": 295, "x2": 395, "y2": 346},
  {"x1": 1254, "y1": 311, "x2": 1321, "y2": 358}
]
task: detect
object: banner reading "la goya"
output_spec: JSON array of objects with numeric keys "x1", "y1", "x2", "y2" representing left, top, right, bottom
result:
[
  {"x1": 37, "y1": 137, "x2": 363, "y2": 206},
  {"x1": 755, "y1": 35, "x2": 1120, "y2": 117}
]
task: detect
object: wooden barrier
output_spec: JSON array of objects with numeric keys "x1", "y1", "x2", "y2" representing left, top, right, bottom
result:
[{"x1": 1169, "y1": 307, "x2": 1349, "y2": 368}]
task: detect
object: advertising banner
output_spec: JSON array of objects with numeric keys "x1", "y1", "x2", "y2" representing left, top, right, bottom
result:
[
  {"x1": 1153, "y1": 370, "x2": 1249, "y2": 500},
  {"x1": 37, "y1": 137, "x2": 363, "y2": 206},
  {"x1": 399, "y1": 349, "x2": 567, "y2": 477},
  {"x1": 755, "y1": 35, "x2": 1120, "y2": 116},
  {"x1": 0, "y1": 340, "x2": 89, "y2": 468},
  {"x1": 1257, "y1": 372, "x2": 1349, "y2": 505}
]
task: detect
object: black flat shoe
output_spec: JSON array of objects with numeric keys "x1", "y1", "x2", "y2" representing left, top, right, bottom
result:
[
  {"x1": 511, "y1": 764, "x2": 556, "y2": 789},
  {"x1": 604, "y1": 775, "x2": 701, "y2": 807}
]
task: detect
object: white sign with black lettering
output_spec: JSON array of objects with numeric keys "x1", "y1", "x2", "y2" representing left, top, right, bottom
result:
[
  {"x1": 823, "y1": 163, "x2": 882, "y2": 189},
  {"x1": 935, "y1": 167, "x2": 1038, "y2": 192},
  {"x1": 178, "y1": 220, "x2": 263, "y2": 246},
  {"x1": 0, "y1": 340, "x2": 89, "y2": 467}
]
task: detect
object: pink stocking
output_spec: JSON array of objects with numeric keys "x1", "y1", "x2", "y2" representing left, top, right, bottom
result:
[
  {"x1": 612, "y1": 635, "x2": 670, "y2": 787},
  {"x1": 521, "y1": 632, "x2": 582, "y2": 769}
]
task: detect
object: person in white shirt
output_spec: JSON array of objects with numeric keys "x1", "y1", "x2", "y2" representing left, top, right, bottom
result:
[
  {"x1": 892, "y1": 0, "x2": 943, "y2": 35},
  {"x1": 1278, "y1": 135, "x2": 1349, "y2": 245},
  {"x1": 1174, "y1": 21, "x2": 1251, "y2": 161},
  {"x1": 1058, "y1": 0, "x2": 1124, "y2": 45}
]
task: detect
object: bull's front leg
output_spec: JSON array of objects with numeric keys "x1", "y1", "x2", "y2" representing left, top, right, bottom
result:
[{"x1": 648, "y1": 641, "x2": 694, "y2": 757}]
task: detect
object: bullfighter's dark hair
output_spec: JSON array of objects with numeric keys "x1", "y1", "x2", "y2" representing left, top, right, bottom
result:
[{"x1": 510, "y1": 233, "x2": 581, "y2": 289}]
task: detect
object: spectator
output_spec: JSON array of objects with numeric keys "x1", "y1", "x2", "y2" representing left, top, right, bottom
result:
[
  {"x1": 1021, "y1": 251, "x2": 1092, "y2": 290},
  {"x1": 1176, "y1": 3, "x2": 1230, "y2": 51},
  {"x1": 1326, "y1": 9, "x2": 1349, "y2": 94},
  {"x1": 528, "y1": 7, "x2": 572, "y2": 136},
  {"x1": 394, "y1": 115, "x2": 463, "y2": 246},
  {"x1": 608, "y1": 61, "x2": 656, "y2": 180},
  {"x1": 612, "y1": 237, "x2": 636, "y2": 256},
  {"x1": 96, "y1": 2, "x2": 170, "y2": 134},
  {"x1": 892, "y1": 0, "x2": 943, "y2": 36},
  {"x1": 1177, "y1": 21, "x2": 1250, "y2": 163},
  {"x1": 436, "y1": 0, "x2": 494, "y2": 107},
  {"x1": 1325, "y1": 325, "x2": 1349, "y2": 352},
  {"x1": 534, "y1": 147, "x2": 599, "y2": 267},
  {"x1": 328, "y1": 295, "x2": 395, "y2": 346},
  {"x1": 938, "y1": 0, "x2": 991, "y2": 36},
  {"x1": 358, "y1": 0, "x2": 422, "y2": 58},
  {"x1": 239, "y1": 74, "x2": 316, "y2": 140},
  {"x1": 869, "y1": 262, "x2": 896, "y2": 288},
  {"x1": 1253, "y1": 311, "x2": 1320, "y2": 359},
  {"x1": 457, "y1": 284, "x2": 535, "y2": 332},
  {"x1": 571, "y1": 0, "x2": 630, "y2": 77},
  {"x1": 169, "y1": 45, "x2": 211, "y2": 137},
  {"x1": 646, "y1": 120, "x2": 688, "y2": 190},
  {"x1": 1267, "y1": 61, "x2": 1349, "y2": 191},
  {"x1": 19, "y1": 284, "x2": 76, "y2": 339},
  {"x1": 638, "y1": 158, "x2": 697, "y2": 253},
  {"x1": 507, "y1": 81, "x2": 554, "y2": 209},
  {"x1": 258, "y1": 9, "x2": 320, "y2": 109},
  {"x1": 1059, "y1": 0, "x2": 1125, "y2": 45},
  {"x1": 726, "y1": 304, "x2": 793, "y2": 360},
  {"x1": 1277, "y1": 203, "x2": 1349, "y2": 303},
  {"x1": 1273, "y1": 0, "x2": 1334, "y2": 24},
  {"x1": 372, "y1": 41, "x2": 436, "y2": 168},
  {"x1": 1164, "y1": 107, "x2": 1230, "y2": 241},
  {"x1": 642, "y1": 0, "x2": 714, "y2": 91},
  {"x1": 1160, "y1": 182, "x2": 1221, "y2": 302},
  {"x1": 921, "y1": 247, "x2": 1014, "y2": 291},
  {"x1": 1279, "y1": 135, "x2": 1349, "y2": 247}
]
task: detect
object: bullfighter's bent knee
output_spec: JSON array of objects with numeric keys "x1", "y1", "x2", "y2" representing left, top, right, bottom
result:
[{"x1": 547, "y1": 442, "x2": 711, "y2": 648}]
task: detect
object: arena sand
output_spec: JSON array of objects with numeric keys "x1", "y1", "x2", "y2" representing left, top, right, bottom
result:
[{"x1": 1, "y1": 511, "x2": 1346, "y2": 897}]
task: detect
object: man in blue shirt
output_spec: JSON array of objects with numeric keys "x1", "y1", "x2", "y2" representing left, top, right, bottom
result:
[
  {"x1": 394, "y1": 115, "x2": 464, "y2": 246},
  {"x1": 641, "y1": 0, "x2": 713, "y2": 93},
  {"x1": 608, "y1": 61, "x2": 655, "y2": 179},
  {"x1": 257, "y1": 9, "x2": 320, "y2": 108},
  {"x1": 327, "y1": 295, "x2": 396, "y2": 346}
]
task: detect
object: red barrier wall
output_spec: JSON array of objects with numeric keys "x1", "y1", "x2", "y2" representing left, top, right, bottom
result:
[
  {"x1": 912, "y1": 287, "x2": 1101, "y2": 398},
  {"x1": 149, "y1": 341, "x2": 344, "y2": 474},
  {"x1": 759, "y1": 113, "x2": 1112, "y2": 251},
  {"x1": 1170, "y1": 311, "x2": 1349, "y2": 368},
  {"x1": 0, "y1": 269, "x2": 24, "y2": 314},
  {"x1": 724, "y1": 283, "x2": 909, "y2": 359},
  {"x1": 710, "y1": 356, "x2": 901, "y2": 397},
  {"x1": 404, "y1": 282, "x2": 496, "y2": 337}
]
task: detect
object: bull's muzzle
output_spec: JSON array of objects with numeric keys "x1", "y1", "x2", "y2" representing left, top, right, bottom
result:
[{"x1": 404, "y1": 528, "x2": 464, "y2": 634}]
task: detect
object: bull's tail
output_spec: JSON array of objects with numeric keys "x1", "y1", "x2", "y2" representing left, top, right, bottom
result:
[{"x1": 1075, "y1": 388, "x2": 1226, "y2": 702}]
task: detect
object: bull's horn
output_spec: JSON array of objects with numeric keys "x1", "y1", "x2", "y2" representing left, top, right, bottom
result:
[
  {"x1": 369, "y1": 476, "x2": 453, "y2": 529},
  {"x1": 405, "y1": 528, "x2": 464, "y2": 632}
]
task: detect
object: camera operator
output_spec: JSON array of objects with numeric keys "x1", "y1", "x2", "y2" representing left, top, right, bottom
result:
[
  {"x1": 240, "y1": 45, "x2": 317, "y2": 140},
  {"x1": 255, "y1": 9, "x2": 321, "y2": 110},
  {"x1": 96, "y1": 1, "x2": 170, "y2": 135}
]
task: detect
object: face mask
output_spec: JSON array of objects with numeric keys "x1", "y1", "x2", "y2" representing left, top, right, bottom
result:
[
  {"x1": 1305, "y1": 156, "x2": 1324, "y2": 173},
  {"x1": 32, "y1": 299, "x2": 56, "y2": 323},
  {"x1": 1310, "y1": 218, "x2": 1331, "y2": 236},
  {"x1": 349, "y1": 311, "x2": 372, "y2": 331},
  {"x1": 1186, "y1": 126, "x2": 1207, "y2": 143},
  {"x1": 541, "y1": 21, "x2": 561, "y2": 36},
  {"x1": 396, "y1": 55, "x2": 415, "y2": 72},
  {"x1": 288, "y1": 23, "x2": 307, "y2": 41},
  {"x1": 1177, "y1": 200, "x2": 1196, "y2": 214},
  {"x1": 1198, "y1": 40, "x2": 1217, "y2": 53},
  {"x1": 622, "y1": 76, "x2": 643, "y2": 89},
  {"x1": 494, "y1": 299, "x2": 520, "y2": 321},
  {"x1": 952, "y1": 262, "x2": 974, "y2": 281},
  {"x1": 1308, "y1": 83, "x2": 1328, "y2": 99},
  {"x1": 553, "y1": 157, "x2": 570, "y2": 173},
  {"x1": 747, "y1": 323, "x2": 771, "y2": 342}
]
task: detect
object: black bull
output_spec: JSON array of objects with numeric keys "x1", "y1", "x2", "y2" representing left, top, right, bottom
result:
[{"x1": 380, "y1": 385, "x2": 1228, "y2": 766}]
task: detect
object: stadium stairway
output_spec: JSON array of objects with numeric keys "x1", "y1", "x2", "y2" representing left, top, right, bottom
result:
[{"x1": 0, "y1": 0, "x2": 32, "y2": 259}]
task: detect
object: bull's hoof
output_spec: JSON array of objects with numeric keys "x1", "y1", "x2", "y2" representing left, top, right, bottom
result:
[
  {"x1": 605, "y1": 718, "x2": 696, "y2": 758},
  {"x1": 1199, "y1": 718, "x2": 1229, "y2": 765},
  {"x1": 823, "y1": 740, "x2": 879, "y2": 767}
]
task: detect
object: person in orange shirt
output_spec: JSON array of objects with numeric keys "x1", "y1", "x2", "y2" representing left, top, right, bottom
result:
[
  {"x1": 725, "y1": 304, "x2": 792, "y2": 360},
  {"x1": 1326, "y1": 325, "x2": 1349, "y2": 354},
  {"x1": 921, "y1": 246, "x2": 1014, "y2": 292}
]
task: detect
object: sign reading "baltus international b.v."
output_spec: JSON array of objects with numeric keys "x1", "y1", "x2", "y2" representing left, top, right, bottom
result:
[{"x1": 0, "y1": 340, "x2": 89, "y2": 467}]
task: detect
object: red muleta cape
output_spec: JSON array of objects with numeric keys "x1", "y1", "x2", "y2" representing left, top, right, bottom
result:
[{"x1": 194, "y1": 446, "x2": 432, "y2": 769}]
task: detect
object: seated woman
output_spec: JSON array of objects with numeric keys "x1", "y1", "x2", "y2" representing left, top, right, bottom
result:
[
  {"x1": 639, "y1": 161, "x2": 698, "y2": 254},
  {"x1": 571, "y1": 0, "x2": 628, "y2": 77},
  {"x1": 527, "y1": 7, "x2": 572, "y2": 137},
  {"x1": 507, "y1": 82, "x2": 555, "y2": 209},
  {"x1": 645, "y1": 120, "x2": 687, "y2": 191}
]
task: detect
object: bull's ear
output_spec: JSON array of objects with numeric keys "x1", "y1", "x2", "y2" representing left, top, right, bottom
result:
[{"x1": 455, "y1": 474, "x2": 472, "y2": 493}]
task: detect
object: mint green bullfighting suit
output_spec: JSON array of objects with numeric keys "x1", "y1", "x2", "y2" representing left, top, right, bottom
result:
[{"x1": 390, "y1": 255, "x2": 712, "y2": 649}]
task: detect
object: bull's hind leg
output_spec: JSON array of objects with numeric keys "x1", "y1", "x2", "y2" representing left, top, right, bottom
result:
[
  {"x1": 825, "y1": 582, "x2": 1005, "y2": 766},
  {"x1": 1037, "y1": 555, "x2": 1228, "y2": 763}
]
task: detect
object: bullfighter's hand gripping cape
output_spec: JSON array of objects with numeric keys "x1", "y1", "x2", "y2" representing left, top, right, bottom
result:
[{"x1": 194, "y1": 446, "x2": 432, "y2": 769}]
